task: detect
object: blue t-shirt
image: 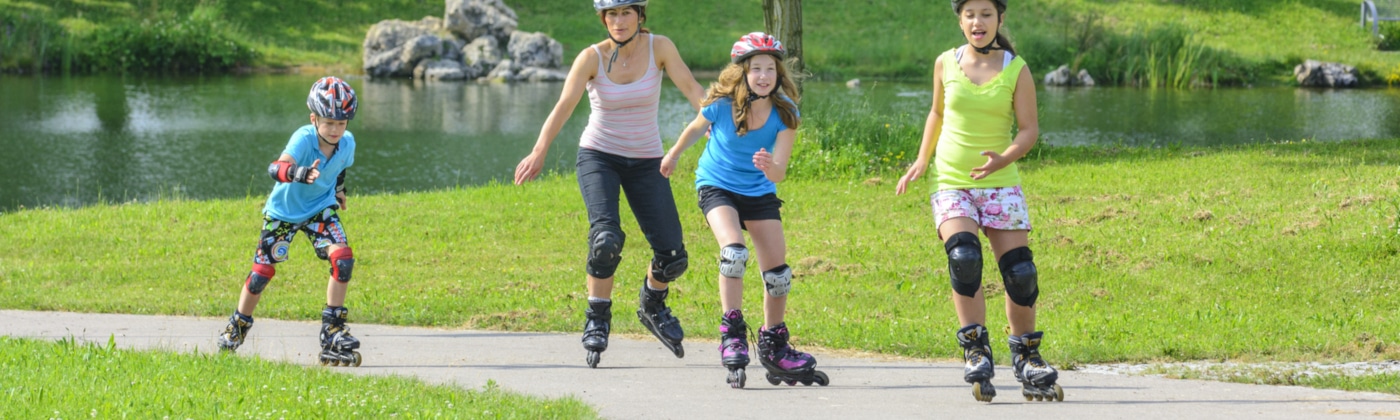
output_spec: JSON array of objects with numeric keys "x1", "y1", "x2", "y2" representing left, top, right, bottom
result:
[
  {"x1": 263, "y1": 125, "x2": 355, "y2": 223},
  {"x1": 695, "y1": 97, "x2": 796, "y2": 197}
]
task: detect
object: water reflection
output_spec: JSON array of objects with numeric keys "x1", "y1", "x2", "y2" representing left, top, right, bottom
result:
[{"x1": 0, "y1": 74, "x2": 1396, "y2": 211}]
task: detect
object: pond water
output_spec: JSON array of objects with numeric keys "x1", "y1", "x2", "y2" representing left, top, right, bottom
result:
[{"x1": 1, "y1": 75, "x2": 1396, "y2": 211}]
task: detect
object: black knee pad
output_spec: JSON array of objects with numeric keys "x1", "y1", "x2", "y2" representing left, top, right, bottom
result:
[
  {"x1": 945, "y1": 232, "x2": 983, "y2": 298},
  {"x1": 999, "y1": 246, "x2": 1039, "y2": 307},
  {"x1": 650, "y1": 248, "x2": 688, "y2": 283},
  {"x1": 329, "y1": 247, "x2": 354, "y2": 283},
  {"x1": 245, "y1": 264, "x2": 275, "y2": 295},
  {"x1": 586, "y1": 225, "x2": 625, "y2": 278}
]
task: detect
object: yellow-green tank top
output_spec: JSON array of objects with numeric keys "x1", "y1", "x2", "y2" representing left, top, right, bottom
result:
[{"x1": 935, "y1": 47, "x2": 1028, "y2": 190}]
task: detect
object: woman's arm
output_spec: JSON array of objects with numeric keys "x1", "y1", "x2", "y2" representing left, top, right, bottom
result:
[
  {"x1": 654, "y1": 35, "x2": 706, "y2": 111},
  {"x1": 514, "y1": 48, "x2": 597, "y2": 185}
]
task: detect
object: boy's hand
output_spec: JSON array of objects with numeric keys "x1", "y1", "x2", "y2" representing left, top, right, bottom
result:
[{"x1": 305, "y1": 159, "x2": 322, "y2": 184}]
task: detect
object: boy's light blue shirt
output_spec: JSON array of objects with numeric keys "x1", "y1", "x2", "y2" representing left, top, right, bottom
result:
[
  {"x1": 695, "y1": 98, "x2": 795, "y2": 197},
  {"x1": 263, "y1": 125, "x2": 355, "y2": 223}
]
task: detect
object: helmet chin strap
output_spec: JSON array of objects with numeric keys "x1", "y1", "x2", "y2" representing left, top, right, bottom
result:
[
  {"x1": 745, "y1": 75, "x2": 781, "y2": 102},
  {"x1": 972, "y1": 30, "x2": 1004, "y2": 55},
  {"x1": 606, "y1": 27, "x2": 640, "y2": 73}
]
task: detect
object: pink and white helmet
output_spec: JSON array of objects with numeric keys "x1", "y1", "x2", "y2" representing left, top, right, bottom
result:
[
  {"x1": 307, "y1": 76, "x2": 357, "y2": 121},
  {"x1": 730, "y1": 32, "x2": 785, "y2": 64}
]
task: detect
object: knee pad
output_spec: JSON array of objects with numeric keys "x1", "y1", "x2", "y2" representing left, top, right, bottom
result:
[
  {"x1": 650, "y1": 248, "x2": 688, "y2": 283},
  {"x1": 586, "y1": 225, "x2": 625, "y2": 278},
  {"x1": 762, "y1": 264, "x2": 793, "y2": 297},
  {"x1": 329, "y1": 247, "x2": 354, "y2": 283},
  {"x1": 999, "y1": 246, "x2": 1039, "y2": 307},
  {"x1": 945, "y1": 232, "x2": 983, "y2": 298},
  {"x1": 245, "y1": 264, "x2": 275, "y2": 295},
  {"x1": 718, "y1": 243, "x2": 748, "y2": 279}
]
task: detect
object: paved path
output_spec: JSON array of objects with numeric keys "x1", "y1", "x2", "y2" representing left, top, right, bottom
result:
[{"x1": 4, "y1": 310, "x2": 1397, "y2": 419}]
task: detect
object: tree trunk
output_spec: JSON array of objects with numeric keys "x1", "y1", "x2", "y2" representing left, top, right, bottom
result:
[{"x1": 763, "y1": 0, "x2": 803, "y2": 87}]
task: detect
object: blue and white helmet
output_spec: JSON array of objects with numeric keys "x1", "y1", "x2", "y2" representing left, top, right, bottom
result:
[
  {"x1": 594, "y1": 0, "x2": 646, "y2": 11},
  {"x1": 307, "y1": 76, "x2": 357, "y2": 121}
]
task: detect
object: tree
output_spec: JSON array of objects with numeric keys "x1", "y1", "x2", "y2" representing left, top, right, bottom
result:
[{"x1": 763, "y1": 0, "x2": 803, "y2": 79}]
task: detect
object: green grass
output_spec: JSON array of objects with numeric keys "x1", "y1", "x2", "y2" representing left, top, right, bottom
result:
[
  {"x1": 0, "y1": 336, "x2": 597, "y2": 418},
  {"x1": 2, "y1": 140, "x2": 1398, "y2": 394},
  {"x1": 3, "y1": 0, "x2": 1398, "y2": 84}
]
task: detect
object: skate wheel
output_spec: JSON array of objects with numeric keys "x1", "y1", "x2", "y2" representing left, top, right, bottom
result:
[
  {"x1": 972, "y1": 382, "x2": 994, "y2": 402},
  {"x1": 351, "y1": 351, "x2": 362, "y2": 367},
  {"x1": 1023, "y1": 387, "x2": 1034, "y2": 401},
  {"x1": 813, "y1": 371, "x2": 830, "y2": 386},
  {"x1": 728, "y1": 369, "x2": 746, "y2": 389},
  {"x1": 1052, "y1": 384, "x2": 1064, "y2": 402},
  {"x1": 674, "y1": 346, "x2": 685, "y2": 359},
  {"x1": 319, "y1": 358, "x2": 330, "y2": 366},
  {"x1": 586, "y1": 351, "x2": 600, "y2": 369},
  {"x1": 785, "y1": 379, "x2": 797, "y2": 386},
  {"x1": 800, "y1": 378, "x2": 813, "y2": 386},
  {"x1": 766, "y1": 373, "x2": 781, "y2": 386}
]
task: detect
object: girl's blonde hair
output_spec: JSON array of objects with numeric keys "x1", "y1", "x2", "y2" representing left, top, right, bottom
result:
[{"x1": 701, "y1": 56, "x2": 801, "y2": 136}]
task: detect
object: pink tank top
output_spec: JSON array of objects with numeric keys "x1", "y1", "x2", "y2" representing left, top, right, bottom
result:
[{"x1": 579, "y1": 34, "x2": 664, "y2": 158}]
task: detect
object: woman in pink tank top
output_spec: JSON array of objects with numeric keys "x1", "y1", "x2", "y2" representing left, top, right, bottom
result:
[{"x1": 512, "y1": 0, "x2": 707, "y2": 369}]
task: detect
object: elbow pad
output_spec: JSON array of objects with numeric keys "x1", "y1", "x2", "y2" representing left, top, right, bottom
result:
[{"x1": 268, "y1": 161, "x2": 312, "y2": 184}]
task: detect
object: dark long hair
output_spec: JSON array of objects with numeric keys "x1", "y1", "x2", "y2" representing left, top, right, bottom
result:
[{"x1": 954, "y1": 0, "x2": 1016, "y2": 55}]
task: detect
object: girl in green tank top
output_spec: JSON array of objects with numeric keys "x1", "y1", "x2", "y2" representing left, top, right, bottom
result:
[{"x1": 894, "y1": 0, "x2": 1065, "y2": 403}]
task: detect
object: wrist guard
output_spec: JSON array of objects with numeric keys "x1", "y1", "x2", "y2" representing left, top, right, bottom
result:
[{"x1": 268, "y1": 161, "x2": 312, "y2": 184}]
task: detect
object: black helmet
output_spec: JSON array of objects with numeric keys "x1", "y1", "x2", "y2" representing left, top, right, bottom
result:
[
  {"x1": 951, "y1": 0, "x2": 1007, "y2": 12},
  {"x1": 595, "y1": 0, "x2": 646, "y2": 11}
]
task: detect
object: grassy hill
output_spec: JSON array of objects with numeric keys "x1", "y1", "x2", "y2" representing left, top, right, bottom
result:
[{"x1": 1, "y1": 1, "x2": 1397, "y2": 82}]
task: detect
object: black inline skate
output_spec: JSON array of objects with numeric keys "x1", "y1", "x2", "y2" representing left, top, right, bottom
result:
[
  {"x1": 1010, "y1": 331, "x2": 1064, "y2": 402},
  {"x1": 582, "y1": 299, "x2": 612, "y2": 368},
  {"x1": 318, "y1": 306, "x2": 362, "y2": 367},
  {"x1": 217, "y1": 312, "x2": 253, "y2": 352},
  {"x1": 756, "y1": 323, "x2": 828, "y2": 386},
  {"x1": 637, "y1": 283, "x2": 685, "y2": 358},
  {"x1": 718, "y1": 309, "x2": 750, "y2": 388},
  {"x1": 957, "y1": 324, "x2": 996, "y2": 402}
]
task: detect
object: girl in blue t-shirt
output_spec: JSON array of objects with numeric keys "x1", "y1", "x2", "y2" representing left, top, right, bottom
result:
[{"x1": 660, "y1": 32, "x2": 827, "y2": 389}]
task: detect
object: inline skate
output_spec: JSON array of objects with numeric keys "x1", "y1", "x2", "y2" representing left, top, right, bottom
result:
[
  {"x1": 217, "y1": 312, "x2": 253, "y2": 352},
  {"x1": 718, "y1": 309, "x2": 750, "y2": 388},
  {"x1": 637, "y1": 283, "x2": 685, "y2": 358},
  {"x1": 318, "y1": 306, "x2": 362, "y2": 367},
  {"x1": 1010, "y1": 331, "x2": 1064, "y2": 401},
  {"x1": 756, "y1": 323, "x2": 828, "y2": 386},
  {"x1": 582, "y1": 299, "x2": 612, "y2": 368},
  {"x1": 957, "y1": 324, "x2": 996, "y2": 402}
]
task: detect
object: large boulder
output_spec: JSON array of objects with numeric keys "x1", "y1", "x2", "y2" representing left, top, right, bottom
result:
[
  {"x1": 508, "y1": 30, "x2": 564, "y2": 69},
  {"x1": 1043, "y1": 64, "x2": 1094, "y2": 87},
  {"x1": 445, "y1": 0, "x2": 518, "y2": 43},
  {"x1": 415, "y1": 59, "x2": 475, "y2": 81},
  {"x1": 1295, "y1": 60, "x2": 1358, "y2": 88},
  {"x1": 517, "y1": 66, "x2": 568, "y2": 82},
  {"x1": 462, "y1": 36, "x2": 506, "y2": 70},
  {"x1": 363, "y1": 19, "x2": 438, "y2": 77}
]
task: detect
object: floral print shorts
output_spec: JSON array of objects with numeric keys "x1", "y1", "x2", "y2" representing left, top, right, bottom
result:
[{"x1": 931, "y1": 186, "x2": 1032, "y2": 232}]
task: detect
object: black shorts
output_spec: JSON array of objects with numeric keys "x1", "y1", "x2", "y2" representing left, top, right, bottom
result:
[
  {"x1": 251, "y1": 206, "x2": 349, "y2": 265},
  {"x1": 697, "y1": 186, "x2": 783, "y2": 228}
]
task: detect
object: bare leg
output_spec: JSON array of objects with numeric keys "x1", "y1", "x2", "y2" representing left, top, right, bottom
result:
[
  {"x1": 985, "y1": 228, "x2": 1035, "y2": 336},
  {"x1": 706, "y1": 206, "x2": 747, "y2": 312},
  {"x1": 746, "y1": 219, "x2": 788, "y2": 328}
]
